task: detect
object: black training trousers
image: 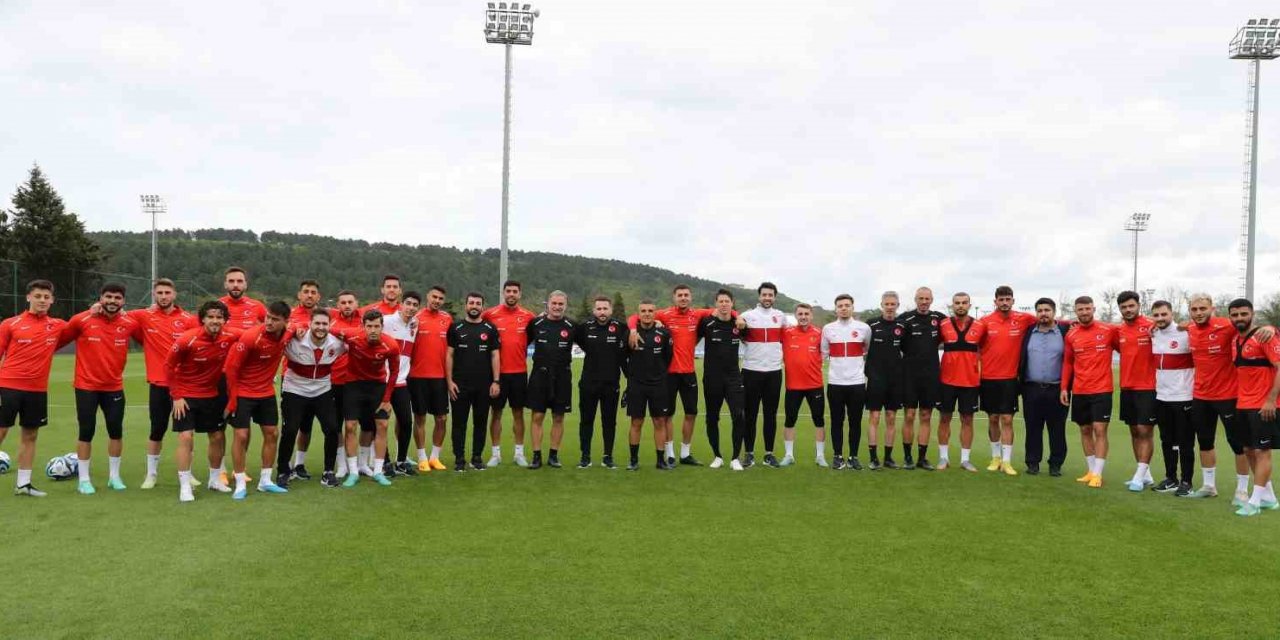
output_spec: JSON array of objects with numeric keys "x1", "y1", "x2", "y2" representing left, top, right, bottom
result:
[
  {"x1": 1022, "y1": 383, "x2": 1068, "y2": 467},
  {"x1": 278, "y1": 391, "x2": 340, "y2": 474},
  {"x1": 704, "y1": 376, "x2": 745, "y2": 459},
  {"x1": 743, "y1": 369, "x2": 783, "y2": 455},
  {"x1": 1157, "y1": 400, "x2": 1195, "y2": 484},
  {"x1": 451, "y1": 385, "x2": 490, "y2": 461},
  {"x1": 579, "y1": 380, "x2": 620, "y2": 459},
  {"x1": 827, "y1": 383, "x2": 866, "y2": 457}
]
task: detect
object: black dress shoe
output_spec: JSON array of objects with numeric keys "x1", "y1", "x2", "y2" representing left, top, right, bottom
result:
[
  {"x1": 1049, "y1": 465, "x2": 1062, "y2": 477},
  {"x1": 1026, "y1": 463, "x2": 1040, "y2": 476}
]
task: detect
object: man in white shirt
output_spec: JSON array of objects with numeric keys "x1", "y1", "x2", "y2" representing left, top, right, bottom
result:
[
  {"x1": 278, "y1": 308, "x2": 348, "y2": 487},
  {"x1": 741, "y1": 282, "x2": 788, "y2": 468},
  {"x1": 822, "y1": 294, "x2": 872, "y2": 471},
  {"x1": 1150, "y1": 300, "x2": 1195, "y2": 496}
]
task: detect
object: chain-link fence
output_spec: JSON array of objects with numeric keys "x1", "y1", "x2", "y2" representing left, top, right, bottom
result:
[{"x1": 0, "y1": 259, "x2": 214, "y2": 320}]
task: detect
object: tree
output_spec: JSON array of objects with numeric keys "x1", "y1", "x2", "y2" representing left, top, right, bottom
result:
[
  {"x1": 611, "y1": 291, "x2": 626, "y2": 321},
  {"x1": 577, "y1": 293, "x2": 593, "y2": 321},
  {"x1": 1257, "y1": 294, "x2": 1280, "y2": 329},
  {"x1": 4, "y1": 165, "x2": 103, "y2": 314}
]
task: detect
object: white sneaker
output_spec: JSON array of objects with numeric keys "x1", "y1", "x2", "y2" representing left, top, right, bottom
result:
[
  {"x1": 709, "y1": 457, "x2": 724, "y2": 469},
  {"x1": 779, "y1": 455, "x2": 795, "y2": 467},
  {"x1": 815, "y1": 456, "x2": 829, "y2": 468},
  {"x1": 358, "y1": 465, "x2": 375, "y2": 477},
  {"x1": 1234, "y1": 491, "x2": 1251, "y2": 507},
  {"x1": 485, "y1": 454, "x2": 501, "y2": 467},
  {"x1": 206, "y1": 481, "x2": 233, "y2": 494},
  {"x1": 730, "y1": 459, "x2": 744, "y2": 471},
  {"x1": 335, "y1": 460, "x2": 348, "y2": 478},
  {"x1": 140, "y1": 474, "x2": 157, "y2": 490},
  {"x1": 179, "y1": 483, "x2": 195, "y2": 502},
  {"x1": 514, "y1": 454, "x2": 529, "y2": 468}
]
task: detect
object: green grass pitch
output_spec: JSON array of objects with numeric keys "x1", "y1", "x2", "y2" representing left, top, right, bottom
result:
[{"x1": 1, "y1": 355, "x2": 1274, "y2": 638}]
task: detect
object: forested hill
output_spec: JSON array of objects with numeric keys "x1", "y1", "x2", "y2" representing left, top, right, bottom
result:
[{"x1": 88, "y1": 229, "x2": 803, "y2": 316}]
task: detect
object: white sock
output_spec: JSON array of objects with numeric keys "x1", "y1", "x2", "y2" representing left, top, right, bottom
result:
[
  {"x1": 1267, "y1": 481, "x2": 1276, "y2": 502},
  {"x1": 816, "y1": 441, "x2": 826, "y2": 457},
  {"x1": 681, "y1": 442, "x2": 692, "y2": 458},
  {"x1": 491, "y1": 445, "x2": 501, "y2": 457},
  {"x1": 939, "y1": 446, "x2": 950, "y2": 462},
  {"x1": 515, "y1": 444, "x2": 525, "y2": 457},
  {"x1": 1143, "y1": 466, "x2": 1155, "y2": 482},
  {"x1": 1237, "y1": 474, "x2": 1250, "y2": 494},
  {"x1": 1134, "y1": 462, "x2": 1149, "y2": 482},
  {"x1": 178, "y1": 469, "x2": 191, "y2": 483},
  {"x1": 430, "y1": 445, "x2": 441, "y2": 461},
  {"x1": 1086, "y1": 455, "x2": 1097, "y2": 474},
  {"x1": 417, "y1": 448, "x2": 428, "y2": 462},
  {"x1": 234, "y1": 472, "x2": 248, "y2": 492},
  {"x1": 335, "y1": 455, "x2": 347, "y2": 473},
  {"x1": 664, "y1": 441, "x2": 675, "y2": 459},
  {"x1": 373, "y1": 458, "x2": 385, "y2": 475},
  {"x1": 259, "y1": 469, "x2": 272, "y2": 485},
  {"x1": 1204, "y1": 466, "x2": 1216, "y2": 488},
  {"x1": 294, "y1": 450, "x2": 307, "y2": 467},
  {"x1": 218, "y1": 461, "x2": 226, "y2": 473},
  {"x1": 1001, "y1": 445, "x2": 1012, "y2": 463},
  {"x1": 78, "y1": 459, "x2": 91, "y2": 482},
  {"x1": 17, "y1": 468, "x2": 31, "y2": 487},
  {"x1": 146, "y1": 454, "x2": 160, "y2": 476},
  {"x1": 210, "y1": 467, "x2": 222, "y2": 484},
  {"x1": 960, "y1": 448, "x2": 971, "y2": 464},
  {"x1": 347, "y1": 456, "x2": 359, "y2": 474},
  {"x1": 784, "y1": 440, "x2": 794, "y2": 457},
  {"x1": 1095, "y1": 458, "x2": 1106, "y2": 476},
  {"x1": 358, "y1": 446, "x2": 371, "y2": 467},
  {"x1": 107, "y1": 456, "x2": 121, "y2": 481},
  {"x1": 1250, "y1": 485, "x2": 1266, "y2": 506},
  {"x1": 990, "y1": 442, "x2": 1001, "y2": 458}
]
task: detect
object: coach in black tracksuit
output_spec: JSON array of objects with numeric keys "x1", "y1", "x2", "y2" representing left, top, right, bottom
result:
[
  {"x1": 446, "y1": 299, "x2": 501, "y2": 471},
  {"x1": 1018, "y1": 298, "x2": 1071, "y2": 476},
  {"x1": 574, "y1": 309, "x2": 629, "y2": 468},
  {"x1": 624, "y1": 314, "x2": 673, "y2": 469},
  {"x1": 699, "y1": 299, "x2": 747, "y2": 466}
]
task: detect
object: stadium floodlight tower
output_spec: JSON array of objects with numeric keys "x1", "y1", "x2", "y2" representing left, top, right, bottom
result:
[
  {"x1": 1230, "y1": 18, "x2": 1279, "y2": 301},
  {"x1": 1123, "y1": 212, "x2": 1150, "y2": 292},
  {"x1": 484, "y1": 2, "x2": 540, "y2": 295},
  {"x1": 140, "y1": 195, "x2": 166, "y2": 302}
]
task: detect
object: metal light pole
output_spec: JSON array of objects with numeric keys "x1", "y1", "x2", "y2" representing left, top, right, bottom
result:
[
  {"x1": 1230, "y1": 18, "x2": 1278, "y2": 300},
  {"x1": 1123, "y1": 212, "x2": 1150, "y2": 292},
  {"x1": 140, "y1": 195, "x2": 165, "y2": 302},
  {"x1": 484, "y1": 2, "x2": 540, "y2": 296}
]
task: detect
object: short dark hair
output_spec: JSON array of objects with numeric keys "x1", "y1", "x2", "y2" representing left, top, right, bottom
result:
[
  {"x1": 100, "y1": 282, "x2": 126, "y2": 296},
  {"x1": 224, "y1": 266, "x2": 246, "y2": 277},
  {"x1": 402, "y1": 290, "x2": 423, "y2": 304},
  {"x1": 362, "y1": 309, "x2": 384, "y2": 325},
  {"x1": 1074, "y1": 296, "x2": 1094, "y2": 306},
  {"x1": 593, "y1": 295, "x2": 612, "y2": 304},
  {"x1": 429, "y1": 285, "x2": 447, "y2": 296},
  {"x1": 336, "y1": 289, "x2": 357, "y2": 301},
  {"x1": 639, "y1": 298, "x2": 656, "y2": 307},
  {"x1": 153, "y1": 278, "x2": 175, "y2": 290},
  {"x1": 298, "y1": 279, "x2": 320, "y2": 291},
  {"x1": 465, "y1": 291, "x2": 485, "y2": 304},
  {"x1": 1034, "y1": 297, "x2": 1056, "y2": 310},
  {"x1": 311, "y1": 307, "x2": 331, "y2": 320},
  {"x1": 267, "y1": 301, "x2": 291, "y2": 318},
  {"x1": 26, "y1": 279, "x2": 54, "y2": 294},
  {"x1": 1151, "y1": 300, "x2": 1173, "y2": 311},
  {"x1": 995, "y1": 285, "x2": 1014, "y2": 298},
  {"x1": 757, "y1": 282, "x2": 777, "y2": 295},
  {"x1": 1117, "y1": 290, "x2": 1140, "y2": 306},
  {"x1": 502, "y1": 280, "x2": 521, "y2": 291},
  {"x1": 715, "y1": 288, "x2": 734, "y2": 302},
  {"x1": 834, "y1": 293, "x2": 853, "y2": 305},
  {"x1": 382, "y1": 274, "x2": 400, "y2": 286},
  {"x1": 198, "y1": 300, "x2": 228, "y2": 321},
  {"x1": 1229, "y1": 298, "x2": 1254, "y2": 312},
  {"x1": 672, "y1": 284, "x2": 691, "y2": 294}
]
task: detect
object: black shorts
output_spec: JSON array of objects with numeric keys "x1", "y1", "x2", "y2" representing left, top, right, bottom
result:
[
  {"x1": 408, "y1": 377, "x2": 449, "y2": 416},
  {"x1": 1240, "y1": 410, "x2": 1280, "y2": 450},
  {"x1": 1192, "y1": 398, "x2": 1243, "y2": 454},
  {"x1": 0, "y1": 387, "x2": 48, "y2": 429},
  {"x1": 1119, "y1": 389, "x2": 1158, "y2": 426},
  {"x1": 343, "y1": 380, "x2": 389, "y2": 423},
  {"x1": 665, "y1": 372, "x2": 699, "y2": 417},
  {"x1": 74, "y1": 388, "x2": 126, "y2": 441},
  {"x1": 333, "y1": 384, "x2": 375, "y2": 433},
  {"x1": 148, "y1": 384, "x2": 173, "y2": 440},
  {"x1": 939, "y1": 384, "x2": 980, "y2": 415},
  {"x1": 902, "y1": 365, "x2": 942, "y2": 410},
  {"x1": 173, "y1": 396, "x2": 227, "y2": 434},
  {"x1": 980, "y1": 379, "x2": 1020, "y2": 415},
  {"x1": 230, "y1": 395, "x2": 279, "y2": 429},
  {"x1": 492, "y1": 372, "x2": 528, "y2": 410},
  {"x1": 626, "y1": 382, "x2": 668, "y2": 419},
  {"x1": 1071, "y1": 393, "x2": 1113, "y2": 425},
  {"x1": 866, "y1": 370, "x2": 904, "y2": 411},
  {"x1": 527, "y1": 367, "x2": 572, "y2": 414}
]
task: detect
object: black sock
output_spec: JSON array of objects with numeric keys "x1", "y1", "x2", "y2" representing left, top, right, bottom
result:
[
  {"x1": 549, "y1": 448, "x2": 558, "y2": 459},
  {"x1": 869, "y1": 445, "x2": 877, "y2": 460},
  {"x1": 885, "y1": 446, "x2": 894, "y2": 460},
  {"x1": 918, "y1": 444, "x2": 928, "y2": 459},
  {"x1": 655, "y1": 449, "x2": 664, "y2": 464},
  {"x1": 629, "y1": 444, "x2": 639, "y2": 462},
  {"x1": 904, "y1": 446, "x2": 913, "y2": 462}
]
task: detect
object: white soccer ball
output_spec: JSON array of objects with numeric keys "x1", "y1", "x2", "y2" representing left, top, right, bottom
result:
[
  {"x1": 62, "y1": 452, "x2": 80, "y2": 475},
  {"x1": 0, "y1": 451, "x2": 10, "y2": 474},
  {"x1": 45, "y1": 456, "x2": 72, "y2": 480}
]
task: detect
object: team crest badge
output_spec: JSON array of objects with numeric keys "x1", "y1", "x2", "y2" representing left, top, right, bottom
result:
[
  {"x1": 655, "y1": 335, "x2": 663, "y2": 343},
  {"x1": 480, "y1": 333, "x2": 489, "y2": 340},
  {"x1": 608, "y1": 325, "x2": 617, "y2": 333},
  {"x1": 560, "y1": 330, "x2": 569, "y2": 338}
]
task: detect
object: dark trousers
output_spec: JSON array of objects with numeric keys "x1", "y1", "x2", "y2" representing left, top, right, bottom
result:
[
  {"x1": 451, "y1": 385, "x2": 490, "y2": 461},
  {"x1": 1157, "y1": 400, "x2": 1195, "y2": 483},
  {"x1": 1022, "y1": 383, "x2": 1068, "y2": 466},
  {"x1": 579, "y1": 380, "x2": 619, "y2": 459},
  {"x1": 828, "y1": 383, "x2": 867, "y2": 457},
  {"x1": 743, "y1": 369, "x2": 783, "y2": 454},
  {"x1": 278, "y1": 391, "x2": 339, "y2": 474},
  {"x1": 705, "y1": 377, "x2": 745, "y2": 459}
]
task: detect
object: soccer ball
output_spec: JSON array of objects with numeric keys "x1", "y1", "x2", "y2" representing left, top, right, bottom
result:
[
  {"x1": 0, "y1": 451, "x2": 10, "y2": 474},
  {"x1": 45, "y1": 456, "x2": 73, "y2": 480},
  {"x1": 62, "y1": 452, "x2": 79, "y2": 474}
]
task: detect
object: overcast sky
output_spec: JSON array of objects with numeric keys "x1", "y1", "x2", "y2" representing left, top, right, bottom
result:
[{"x1": 2, "y1": 1, "x2": 1278, "y2": 312}]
